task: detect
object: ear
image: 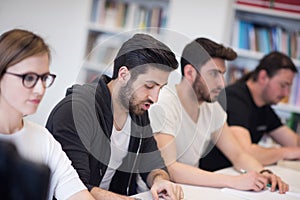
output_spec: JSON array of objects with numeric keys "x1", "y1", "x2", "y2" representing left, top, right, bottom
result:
[
  {"x1": 257, "y1": 69, "x2": 269, "y2": 84},
  {"x1": 183, "y1": 64, "x2": 197, "y2": 83},
  {"x1": 117, "y1": 66, "x2": 130, "y2": 83}
]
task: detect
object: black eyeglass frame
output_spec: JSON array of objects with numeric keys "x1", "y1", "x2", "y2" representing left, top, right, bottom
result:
[{"x1": 5, "y1": 71, "x2": 56, "y2": 88}]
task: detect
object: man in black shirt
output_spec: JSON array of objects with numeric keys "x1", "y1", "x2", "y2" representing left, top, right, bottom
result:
[{"x1": 200, "y1": 51, "x2": 300, "y2": 171}]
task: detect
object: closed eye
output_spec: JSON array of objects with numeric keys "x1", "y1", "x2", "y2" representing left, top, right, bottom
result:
[{"x1": 145, "y1": 83, "x2": 155, "y2": 89}]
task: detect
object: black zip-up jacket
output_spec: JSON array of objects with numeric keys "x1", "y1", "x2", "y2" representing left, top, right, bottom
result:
[{"x1": 46, "y1": 75, "x2": 167, "y2": 195}]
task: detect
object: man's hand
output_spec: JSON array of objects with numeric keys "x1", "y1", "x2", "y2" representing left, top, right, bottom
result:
[
  {"x1": 147, "y1": 169, "x2": 183, "y2": 200},
  {"x1": 232, "y1": 171, "x2": 269, "y2": 191},
  {"x1": 150, "y1": 179, "x2": 183, "y2": 200},
  {"x1": 260, "y1": 170, "x2": 289, "y2": 194}
]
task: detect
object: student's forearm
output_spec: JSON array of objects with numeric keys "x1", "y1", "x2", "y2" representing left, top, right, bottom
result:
[
  {"x1": 231, "y1": 150, "x2": 264, "y2": 173},
  {"x1": 168, "y1": 161, "x2": 237, "y2": 188},
  {"x1": 90, "y1": 187, "x2": 134, "y2": 200},
  {"x1": 248, "y1": 144, "x2": 300, "y2": 165}
]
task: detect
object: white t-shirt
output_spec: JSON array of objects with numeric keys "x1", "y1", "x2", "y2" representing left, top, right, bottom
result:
[
  {"x1": 0, "y1": 120, "x2": 86, "y2": 200},
  {"x1": 149, "y1": 85, "x2": 227, "y2": 167},
  {"x1": 100, "y1": 115, "x2": 131, "y2": 189}
]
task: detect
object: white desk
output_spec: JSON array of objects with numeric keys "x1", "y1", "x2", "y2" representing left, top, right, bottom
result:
[
  {"x1": 132, "y1": 165, "x2": 300, "y2": 200},
  {"x1": 277, "y1": 160, "x2": 300, "y2": 172}
]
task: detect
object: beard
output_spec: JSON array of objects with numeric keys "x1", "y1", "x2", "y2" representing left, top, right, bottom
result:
[
  {"x1": 192, "y1": 74, "x2": 214, "y2": 103},
  {"x1": 261, "y1": 85, "x2": 283, "y2": 105},
  {"x1": 118, "y1": 83, "x2": 152, "y2": 116}
]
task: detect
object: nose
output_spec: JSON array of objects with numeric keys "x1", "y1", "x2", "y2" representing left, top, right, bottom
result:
[
  {"x1": 283, "y1": 86, "x2": 290, "y2": 98},
  {"x1": 33, "y1": 78, "x2": 46, "y2": 95},
  {"x1": 148, "y1": 87, "x2": 160, "y2": 103},
  {"x1": 217, "y1": 74, "x2": 225, "y2": 88}
]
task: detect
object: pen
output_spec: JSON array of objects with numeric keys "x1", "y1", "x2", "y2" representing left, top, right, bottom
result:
[
  {"x1": 266, "y1": 183, "x2": 279, "y2": 190},
  {"x1": 240, "y1": 169, "x2": 278, "y2": 190}
]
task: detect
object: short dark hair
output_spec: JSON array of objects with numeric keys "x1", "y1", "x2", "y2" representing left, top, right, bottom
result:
[
  {"x1": 112, "y1": 33, "x2": 178, "y2": 79},
  {"x1": 180, "y1": 37, "x2": 237, "y2": 76},
  {"x1": 248, "y1": 51, "x2": 298, "y2": 82},
  {"x1": 0, "y1": 29, "x2": 51, "y2": 80}
]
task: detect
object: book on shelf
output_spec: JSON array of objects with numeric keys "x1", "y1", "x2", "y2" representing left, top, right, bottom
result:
[
  {"x1": 90, "y1": 0, "x2": 105, "y2": 24},
  {"x1": 236, "y1": 0, "x2": 270, "y2": 9},
  {"x1": 90, "y1": 0, "x2": 168, "y2": 33},
  {"x1": 236, "y1": 0, "x2": 300, "y2": 13},
  {"x1": 115, "y1": 2, "x2": 127, "y2": 28},
  {"x1": 232, "y1": 19, "x2": 300, "y2": 59},
  {"x1": 256, "y1": 26, "x2": 271, "y2": 53},
  {"x1": 232, "y1": 19, "x2": 240, "y2": 49},
  {"x1": 238, "y1": 20, "x2": 250, "y2": 49},
  {"x1": 291, "y1": 31, "x2": 298, "y2": 58},
  {"x1": 248, "y1": 23, "x2": 257, "y2": 51},
  {"x1": 271, "y1": 0, "x2": 300, "y2": 13},
  {"x1": 273, "y1": 0, "x2": 300, "y2": 5},
  {"x1": 124, "y1": 3, "x2": 138, "y2": 29}
]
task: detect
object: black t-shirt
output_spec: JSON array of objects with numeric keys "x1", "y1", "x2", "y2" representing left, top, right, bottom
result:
[{"x1": 200, "y1": 82, "x2": 282, "y2": 171}]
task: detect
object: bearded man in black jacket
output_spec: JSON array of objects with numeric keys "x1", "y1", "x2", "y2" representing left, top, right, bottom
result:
[{"x1": 46, "y1": 33, "x2": 183, "y2": 200}]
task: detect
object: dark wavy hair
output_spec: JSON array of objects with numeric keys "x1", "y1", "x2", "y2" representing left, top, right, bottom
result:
[
  {"x1": 180, "y1": 37, "x2": 237, "y2": 76},
  {"x1": 112, "y1": 33, "x2": 178, "y2": 80},
  {"x1": 238, "y1": 51, "x2": 298, "y2": 83}
]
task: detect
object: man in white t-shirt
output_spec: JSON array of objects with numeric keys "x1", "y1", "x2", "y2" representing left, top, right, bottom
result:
[{"x1": 149, "y1": 37, "x2": 288, "y2": 193}]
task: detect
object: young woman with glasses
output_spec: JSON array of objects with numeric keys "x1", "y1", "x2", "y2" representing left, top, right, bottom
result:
[{"x1": 0, "y1": 29, "x2": 95, "y2": 200}]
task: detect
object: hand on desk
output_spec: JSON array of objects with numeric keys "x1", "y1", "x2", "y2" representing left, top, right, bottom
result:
[
  {"x1": 234, "y1": 170, "x2": 289, "y2": 193},
  {"x1": 261, "y1": 170, "x2": 289, "y2": 194},
  {"x1": 150, "y1": 179, "x2": 184, "y2": 200}
]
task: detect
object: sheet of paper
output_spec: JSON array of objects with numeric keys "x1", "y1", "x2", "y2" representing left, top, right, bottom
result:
[
  {"x1": 131, "y1": 191, "x2": 153, "y2": 200},
  {"x1": 221, "y1": 187, "x2": 300, "y2": 200},
  {"x1": 131, "y1": 191, "x2": 165, "y2": 200}
]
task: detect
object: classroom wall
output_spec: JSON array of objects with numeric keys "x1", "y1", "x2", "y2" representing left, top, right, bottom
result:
[
  {"x1": 0, "y1": 0, "x2": 232, "y2": 125},
  {"x1": 158, "y1": 0, "x2": 235, "y2": 87},
  {"x1": 167, "y1": 0, "x2": 234, "y2": 55},
  {"x1": 0, "y1": 0, "x2": 91, "y2": 125}
]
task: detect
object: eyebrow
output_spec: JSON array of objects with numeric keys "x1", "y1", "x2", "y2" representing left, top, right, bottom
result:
[
  {"x1": 207, "y1": 68, "x2": 226, "y2": 74},
  {"x1": 145, "y1": 80, "x2": 168, "y2": 87},
  {"x1": 282, "y1": 81, "x2": 292, "y2": 86}
]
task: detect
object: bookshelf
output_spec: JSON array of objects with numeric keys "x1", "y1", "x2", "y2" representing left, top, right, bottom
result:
[
  {"x1": 80, "y1": 0, "x2": 170, "y2": 83},
  {"x1": 227, "y1": 0, "x2": 300, "y2": 118}
]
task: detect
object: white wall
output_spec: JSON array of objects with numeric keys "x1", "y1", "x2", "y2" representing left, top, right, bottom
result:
[
  {"x1": 0, "y1": 0, "x2": 233, "y2": 125},
  {"x1": 0, "y1": 0, "x2": 91, "y2": 125},
  {"x1": 167, "y1": 0, "x2": 234, "y2": 48},
  {"x1": 163, "y1": 0, "x2": 235, "y2": 86}
]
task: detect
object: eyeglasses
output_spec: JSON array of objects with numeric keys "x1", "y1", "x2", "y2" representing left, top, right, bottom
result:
[{"x1": 5, "y1": 72, "x2": 56, "y2": 88}]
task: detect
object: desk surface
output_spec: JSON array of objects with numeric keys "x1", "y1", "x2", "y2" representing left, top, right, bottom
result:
[
  {"x1": 277, "y1": 160, "x2": 300, "y2": 172},
  {"x1": 132, "y1": 165, "x2": 300, "y2": 200}
]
